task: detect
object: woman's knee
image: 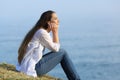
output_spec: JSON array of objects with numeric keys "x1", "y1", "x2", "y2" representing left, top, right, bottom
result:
[
  {"x1": 59, "y1": 48, "x2": 67, "y2": 53},
  {"x1": 58, "y1": 48, "x2": 68, "y2": 57}
]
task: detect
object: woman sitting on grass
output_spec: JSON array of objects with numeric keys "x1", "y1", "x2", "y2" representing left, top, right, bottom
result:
[{"x1": 16, "y1": 10, "x2": 80, "y2": 80}]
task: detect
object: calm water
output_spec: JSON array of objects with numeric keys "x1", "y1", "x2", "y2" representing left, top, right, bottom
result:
[{"x1": 0, "y1": 17, "x2": 120, "y2": 80}]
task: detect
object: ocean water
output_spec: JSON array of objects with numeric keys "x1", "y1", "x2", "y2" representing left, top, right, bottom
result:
[{"x1": 0, "y1": 17, "x2": 120, "y2": 80}]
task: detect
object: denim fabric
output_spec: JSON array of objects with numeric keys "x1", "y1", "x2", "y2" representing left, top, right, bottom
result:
[{"x1": 35, "y1": 49, "x2": 80, "y2": 80}]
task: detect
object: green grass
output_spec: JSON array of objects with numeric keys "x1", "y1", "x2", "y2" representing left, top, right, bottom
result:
[{"x1": 0, "y1": 63, "x2": 62, "y2": 80}]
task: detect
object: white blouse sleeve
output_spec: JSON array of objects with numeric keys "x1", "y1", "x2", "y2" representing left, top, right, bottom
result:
[{"x1": 39, "y1": 31, "x2": 60, "y2": 52}]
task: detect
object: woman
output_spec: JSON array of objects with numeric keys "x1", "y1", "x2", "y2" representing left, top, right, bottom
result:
[{"x1": 16, "y1": 10, "x2": 80, "y2": 80}]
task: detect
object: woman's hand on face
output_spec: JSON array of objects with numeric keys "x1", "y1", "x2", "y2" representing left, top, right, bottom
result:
[{"x1": 49, "y1": 22, "x2": 59, "y2": 32}]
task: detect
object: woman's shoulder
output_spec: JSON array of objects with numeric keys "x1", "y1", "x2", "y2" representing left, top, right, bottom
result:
[
  {"x1": 35, "y1": 28, "x2": 48, "y2": 35},
  {"x1": 37, "y1": 28, "x2": 47, "y2": 33}
]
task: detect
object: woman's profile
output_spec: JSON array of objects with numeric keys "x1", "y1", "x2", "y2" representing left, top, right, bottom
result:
[{"x1": 16, "y1": 10, "x2": 80, "y2": 80}]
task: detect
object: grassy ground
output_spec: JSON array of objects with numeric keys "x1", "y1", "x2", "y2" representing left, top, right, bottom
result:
[{"x1": 0, "y1": 63, "x2": 61, "y2": 80}]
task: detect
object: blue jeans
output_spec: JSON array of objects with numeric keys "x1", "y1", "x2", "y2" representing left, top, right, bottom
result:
[{"x1": 35, "y1": 49, "x2": 80, "y2": 80}]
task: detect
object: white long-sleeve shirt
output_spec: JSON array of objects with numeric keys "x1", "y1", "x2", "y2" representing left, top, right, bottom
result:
[{"x1": 16, "y1": 28, "x2": 60, "y2": 77}]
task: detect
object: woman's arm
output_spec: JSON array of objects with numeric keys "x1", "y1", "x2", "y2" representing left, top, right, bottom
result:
[
  {"x1": 51, "y1": 23, "x2": 59, "y2": 43},
  {"x1": 39, "y1": 29, "x2": 60, "y2": 52},
  {"x1": 38, "y1": 23, "x2": 60, "y2": 52}
]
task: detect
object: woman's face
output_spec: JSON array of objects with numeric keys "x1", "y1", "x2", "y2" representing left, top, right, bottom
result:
[{"x1": 51, "y1": 13, "x2": 59, "y2": 25}]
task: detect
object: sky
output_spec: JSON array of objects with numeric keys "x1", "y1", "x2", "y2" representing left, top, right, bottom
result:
[
  {"x1": 0, "y1": 0, "x2": 120, "y2": 22},
  {"x1": 0, "y1": 0, "x2": 120, "y2": 36}
]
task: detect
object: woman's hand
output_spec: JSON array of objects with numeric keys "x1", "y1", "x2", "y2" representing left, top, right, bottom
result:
[{"x1": 49, "y1": 22, "x2": 59, "y2": 32}]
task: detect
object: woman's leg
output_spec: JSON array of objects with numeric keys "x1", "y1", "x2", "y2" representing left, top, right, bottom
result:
[
  {"x1": 35, "y1": 49, "x2": 65, "y2": 75},
  {"x1": 35, "y1": 49, "x2": 80, "y2": 80},
  {"x1": 60, "y1": 49, "x2": 80, "y2": 80}
]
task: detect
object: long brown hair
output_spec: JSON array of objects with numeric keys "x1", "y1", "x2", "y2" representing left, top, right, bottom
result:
[{"x1": 18, "y1": 10, "x2": 55, "y2": 64}]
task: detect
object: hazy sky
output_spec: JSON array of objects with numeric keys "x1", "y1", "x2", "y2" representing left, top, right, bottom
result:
[
  {"x1": 0, "y1": 0, "x2": 120, "y2": 36},
  {"x1": 0, "y1": 0, "x2": 120, "y2": 21}
]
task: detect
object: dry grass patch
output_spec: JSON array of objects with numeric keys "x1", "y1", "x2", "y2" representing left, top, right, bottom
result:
[{"x1": 0, "y1": 63, "x2": 62, "y2": 80}]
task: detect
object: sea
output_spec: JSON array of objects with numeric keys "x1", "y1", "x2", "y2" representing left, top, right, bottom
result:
[{"x1": 0, "y1": 16, "x2": 120, "y2": 80}]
